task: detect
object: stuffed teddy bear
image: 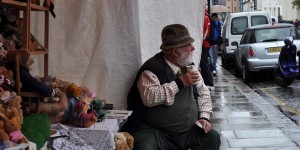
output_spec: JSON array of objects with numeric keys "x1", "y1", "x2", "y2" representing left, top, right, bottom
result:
[
  {"x1": 67, "y1": 83, "x2": 83, "y2": 98},
  {"x1": 114, "y1": 132, "x2": 134, "y2": 150},
  {"x1": 62, "y1": 83, "x2": 85, "y2": 125},
  {"x1": 81, "y1": 86, "x2": 96, "y2": 99},
  {"x1": 4, "y1": 95, "x2": 23, "y2": 124},
  {"x1": 0, "y1": 112, "x2": 28, "y2": 144},
  {"x1": 37, "y1": 75, "x2": 71, "y2": 91},
  {"x1": 0, "y1": 66, "x2": 14, "y2": 88},
  {"x1": 30, "y1": 91, "x2": 68, "y2": 121},
  {"x1": 90, "y1": 99, "x2": 105, "y2": 120},
  {"x1": 0, "y1": 129, "x2": 14, "y2": 149},
  {"x1": 48, "y1": 77, "x2": 71, "y2": 92},
  {"x1": 73, "y1": 97, "x2": 97, "y2": 128},
  {"x1": 0, "y1": 104, "x2": 5, "y2": 130}
]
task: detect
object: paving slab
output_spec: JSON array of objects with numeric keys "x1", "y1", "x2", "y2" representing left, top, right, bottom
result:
[
  {"x1": 211, "y1": 63, "x2": 300, "y2": 149},
  {"x1": 228, "y1": 137, "x2": 296, "y2": 148}
]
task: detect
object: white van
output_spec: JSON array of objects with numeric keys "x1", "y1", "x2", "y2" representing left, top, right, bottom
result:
[{"x1": 220, "y1": 11, "x2": 272, "y2": 68}]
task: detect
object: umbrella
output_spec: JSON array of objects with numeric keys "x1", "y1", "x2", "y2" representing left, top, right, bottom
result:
[{"x1": 211, "y1": 5, "x2": 230, "y2": 13}]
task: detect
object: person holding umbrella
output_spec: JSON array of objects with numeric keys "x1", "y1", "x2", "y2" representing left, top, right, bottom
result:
[{"x1": 209, "y1": 13, "x2": 222, "y2": 76}]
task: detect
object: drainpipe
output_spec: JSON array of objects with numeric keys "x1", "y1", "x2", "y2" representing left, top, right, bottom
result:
[
  {"x1": 207, "y1": 0, "x2": 211, "y2": 14},
  {"x1": 231, "y1": 0, "x2": 233, "y2": 13},
  {"x1": 240, "y1": 0, "x2": 243, "y2": 12}
]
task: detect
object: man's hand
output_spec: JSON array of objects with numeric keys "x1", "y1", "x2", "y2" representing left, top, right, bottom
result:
[
  {"x1": 179, "y1": 71, "x2": 200, "y2": 86},
  {"x1": 196, "y1": 119, "x2": 212, "y2": 133}
]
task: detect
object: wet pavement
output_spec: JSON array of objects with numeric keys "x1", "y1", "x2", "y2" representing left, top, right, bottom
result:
[{"x1": 211, "y1": 63, "x2": 300, "y2": 149}]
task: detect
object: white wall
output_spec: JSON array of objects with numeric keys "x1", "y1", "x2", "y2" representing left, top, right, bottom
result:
[
  {"x1": 261, "y1": 0, "x2": 279, "y2": 20},
  {"x1": 278, "y1": 0, "x2": 297, "y2": 21},
  {"x1": 138, "y1": 0, "x2": 203, "y2": 64},
  {"x1": 30, "y1": 0, "x2": 205, "y2": 109}
]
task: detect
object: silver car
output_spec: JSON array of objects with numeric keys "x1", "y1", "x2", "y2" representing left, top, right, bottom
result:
[{"x1": 232, "y1": 23, "x2": 300, "y2": 82}]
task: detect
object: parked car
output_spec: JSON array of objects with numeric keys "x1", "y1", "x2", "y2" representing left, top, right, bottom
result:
[
  {"x1": 221, "y1": 11, "x2": 272, "y2": 68},
  {"x1": 232, "y1": 23, "x2": 300, "y2": 82}
]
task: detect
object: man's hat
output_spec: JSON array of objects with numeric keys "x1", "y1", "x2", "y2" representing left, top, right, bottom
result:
[{"x1": 160, "y1": 24, "x2": 194, "y2": 50}]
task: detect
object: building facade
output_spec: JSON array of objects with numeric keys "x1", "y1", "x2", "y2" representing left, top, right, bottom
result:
[
  {"x1": 209, "y1": 0, "x2": 299, "y2": 21},
  {"x1": 242, "y1": 0, "x2": 298, "y2": 21}
]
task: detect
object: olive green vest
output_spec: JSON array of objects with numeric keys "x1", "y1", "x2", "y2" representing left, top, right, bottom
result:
[{"x1": 145, "y1": 81, "x2": 198, "y2": 134}]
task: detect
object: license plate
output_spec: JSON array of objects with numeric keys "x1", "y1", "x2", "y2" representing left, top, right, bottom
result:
[{"x1": 269, "y1": 47, "x2": 281, "y2": 53}]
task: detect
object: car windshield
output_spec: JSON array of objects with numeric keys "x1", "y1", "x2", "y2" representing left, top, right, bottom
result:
[{"x1": 255, "y1": 27, "x2": 291, "y2": 42}]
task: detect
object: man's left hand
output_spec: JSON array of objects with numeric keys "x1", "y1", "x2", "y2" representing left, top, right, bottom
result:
[{"x1": 197, "y1": 119, "x2": 212, "y2": 133}]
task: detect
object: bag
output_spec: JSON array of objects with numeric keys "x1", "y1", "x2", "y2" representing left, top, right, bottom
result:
[{"x1": 206, "y1": 15, "x2": 221, "y2": 45}]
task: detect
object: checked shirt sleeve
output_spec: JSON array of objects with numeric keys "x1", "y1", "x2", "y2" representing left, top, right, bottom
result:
[
  {"x1": 137, "y1": 70, "x2": 179, "y2": 107},
  {"x1": 196, "y1": 74, "x2": 213, "y2": 120}
]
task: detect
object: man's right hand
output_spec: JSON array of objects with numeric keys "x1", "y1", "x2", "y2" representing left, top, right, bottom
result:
[{"x1": 179, "y1": 71, "x2": 200, "y2": 86}]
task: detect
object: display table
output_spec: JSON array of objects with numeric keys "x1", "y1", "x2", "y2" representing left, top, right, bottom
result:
[{"x1": 51, "y1": 119, "x2": 119, "y2": 150}]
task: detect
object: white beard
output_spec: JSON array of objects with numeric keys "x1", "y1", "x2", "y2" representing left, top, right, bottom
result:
[{"x1": 177, "y1": 50, "x2": 193, "y2": 67}]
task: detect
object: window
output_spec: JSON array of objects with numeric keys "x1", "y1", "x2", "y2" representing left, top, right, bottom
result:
[
  {"x1": 253, "y1": 0, "x2": 257, "y2": 10},
  {"x1": 251, "y1": 16, "x2": 268, "y2": 26},
  {"x1": 248, "y1": 30, "x2": 256, "y2": 44},
  {"x1": 255, "y1": 27, "x2": 291, "y2": 43},
  {"x1": 231, "y1": 17, "x2": 248, "y2": 35},
  {"x1": 240, "y1": 30, "x2": 249, "y2": 44}
]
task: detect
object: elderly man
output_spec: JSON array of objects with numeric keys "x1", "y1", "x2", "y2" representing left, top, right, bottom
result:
[{"x1": 122, "y1": 24, "x2": 220, "y2": 150}]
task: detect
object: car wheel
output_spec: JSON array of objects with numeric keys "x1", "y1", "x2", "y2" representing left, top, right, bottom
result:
[
  {"x1": 242, "y1": 61, "x2": 253, "y2": 82},
  {"x1": 273, "y1": 67, "x2": 293, "y2": 87}
]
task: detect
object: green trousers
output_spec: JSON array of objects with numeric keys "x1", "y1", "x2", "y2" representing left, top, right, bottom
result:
[{"x1": 133, "y1": 124, "x2": 220, "y2": 150}]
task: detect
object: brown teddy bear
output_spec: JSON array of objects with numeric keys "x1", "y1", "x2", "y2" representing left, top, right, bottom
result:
[
  {"x1": 67, "y1": 83, "x2": 83, "y2": 98},
  {"x1": 0, "y1": 104, "x2": 5, "y2": 130},
  {"x1": 36, "y1": 76, "x2": 71, "y2": 93},
  {"x1": 0, "y1": 129, "x2": 14, "y2": 149},
  {"x1": 50, "y1": 77, "x2": 72, "y2": 92},
  {"x1": 4, "y1": 95, "x2": 23, "y2": 124},
  {"x1": 114, "y1": 132, "x2": 134, "y2": 150},
  {"x1": 30, "y1": 90, "x2": 68, "y2": 121},
  {"x1": 0, "y1": 112, "x2": 28, "y2": 144}
]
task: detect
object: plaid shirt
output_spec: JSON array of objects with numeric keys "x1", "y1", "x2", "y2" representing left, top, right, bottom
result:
[{"x1": 137, "y1": 59, "x2": 212, "y2": 119}]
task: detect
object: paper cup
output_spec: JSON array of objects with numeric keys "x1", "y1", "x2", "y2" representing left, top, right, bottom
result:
[{"x1": 186, "y1": 64, "x2": 197, "y2": 72}]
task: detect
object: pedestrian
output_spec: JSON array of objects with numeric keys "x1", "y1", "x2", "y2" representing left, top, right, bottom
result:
[
  {"x1": 201, "y1": 10, "x2": 214, "y2": 88},
  {"x1": 122, "y1": 24, "x2": 220, "y2": 150},
  {"x1": 209, "y1": 13, "x2": 222, "y2": 76}
]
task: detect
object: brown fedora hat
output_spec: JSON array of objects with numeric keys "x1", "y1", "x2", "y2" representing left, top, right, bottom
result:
[{"x1": 160, "y1": 24, "x2": 194, "y2": 50}]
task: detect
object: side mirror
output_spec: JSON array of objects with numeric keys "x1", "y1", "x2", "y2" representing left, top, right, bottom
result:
[{"x1": 231, "y1": 41, "x2": 238, "y2": 47}]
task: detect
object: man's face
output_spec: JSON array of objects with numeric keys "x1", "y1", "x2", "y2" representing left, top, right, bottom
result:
[
  {"x1": 176, "y1": 44, "x2": 195, "y2": 67},
  {"x1": 212, "y1": 16, "x2": 217, "y2": 21}
]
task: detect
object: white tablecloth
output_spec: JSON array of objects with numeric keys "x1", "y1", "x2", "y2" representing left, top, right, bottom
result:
[
  {"x1": 5, "y1": 141, "x2": 36, "y2": 150},
  {"x1": 51, "y1": 119, "x2": 119, "y2": 150}
]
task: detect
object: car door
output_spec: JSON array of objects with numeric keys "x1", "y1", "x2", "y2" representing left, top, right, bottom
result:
[{"x1": 235, "y1": 29, "x2": 252, "y2": 70}]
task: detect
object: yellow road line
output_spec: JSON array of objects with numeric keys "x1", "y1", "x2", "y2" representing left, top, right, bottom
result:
[{"x1": 260, "y1": 88, "x2": 300, "y2": 116}]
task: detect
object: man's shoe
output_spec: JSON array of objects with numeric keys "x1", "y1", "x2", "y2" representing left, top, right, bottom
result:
[{"x1": 212, "y1": 70, "x2": 217, "y2": 76}]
